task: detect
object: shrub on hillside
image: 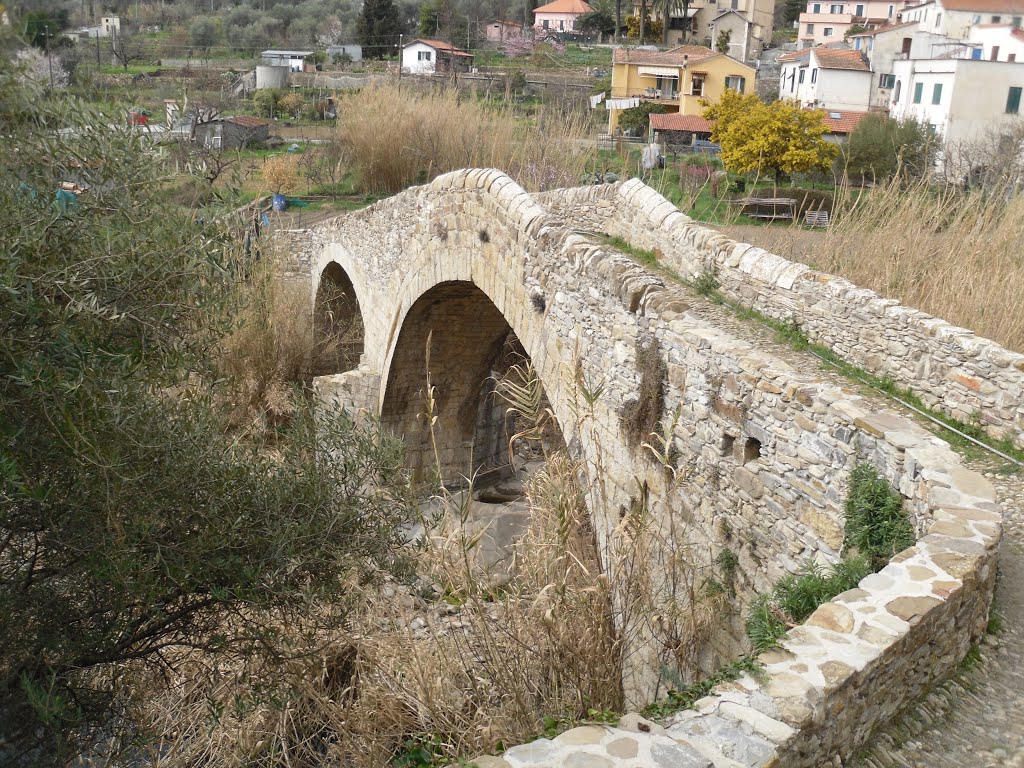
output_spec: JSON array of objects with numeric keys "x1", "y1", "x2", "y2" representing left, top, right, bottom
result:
[{"x1": 839, "y1": 113, "x2": 935, "y2": 183}]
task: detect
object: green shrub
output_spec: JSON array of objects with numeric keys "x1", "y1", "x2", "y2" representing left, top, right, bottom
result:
[
  {"x1": 844, "y1": 463, "x2": 915, "y2": 569},
  {"x1": 745, "y1": 556, "x2": 871, "y2": 652}
]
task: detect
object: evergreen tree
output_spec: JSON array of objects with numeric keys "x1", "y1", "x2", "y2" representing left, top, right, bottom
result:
[{"x1": 358, "y1": 0, "x2": 403, "y2": 58}]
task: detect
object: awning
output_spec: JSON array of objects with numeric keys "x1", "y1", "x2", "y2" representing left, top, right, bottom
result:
[
  {"x1": 638, "y1": 66, "x2": 681, "y2": 78},
  {"x1": 689, "y1": 70, "x2": 708, "y2": 76}
]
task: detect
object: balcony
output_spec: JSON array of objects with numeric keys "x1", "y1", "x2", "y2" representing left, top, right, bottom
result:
[{"x1": 635, "y1": 87, "x2": 681, "y2": 105}]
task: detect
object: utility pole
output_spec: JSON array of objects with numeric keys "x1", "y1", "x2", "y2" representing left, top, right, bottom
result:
[
  {"x1": 45, "y1": 26, "x2": 54, "y2": 90},
  {"x1": 96, "y1": 29, "x2": 101, "y2": 66},
  {"x1": 398, "y1": 33, "x2": 403, "y2": 90}
]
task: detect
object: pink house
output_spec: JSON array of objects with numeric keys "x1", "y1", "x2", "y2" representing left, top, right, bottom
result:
[{"x1": 533, "y1": 0, "x2": 594, "y2": 33}]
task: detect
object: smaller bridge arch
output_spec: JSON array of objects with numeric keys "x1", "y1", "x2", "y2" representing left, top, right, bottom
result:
[{"x1": 311, "y1": 261, "x2": 365, "y2": 377}]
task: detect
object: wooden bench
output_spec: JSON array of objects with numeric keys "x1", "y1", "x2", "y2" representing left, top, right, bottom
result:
[{"x1": 736, "y1": 197, "x2": 797, "y2": 221}]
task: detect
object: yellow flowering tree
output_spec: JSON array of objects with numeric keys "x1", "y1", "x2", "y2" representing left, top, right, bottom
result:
[{"x1": 703, "y1": 90, "x2": 838, "y2": 187}]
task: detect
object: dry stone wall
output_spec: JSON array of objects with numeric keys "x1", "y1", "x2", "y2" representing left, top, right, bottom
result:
[
  {"x1": 284, "y1": 170, "x2": 1003, "y2": 763},
  {"x1": 537, "y1": 182, "x2": 1024, "y2": 450}
]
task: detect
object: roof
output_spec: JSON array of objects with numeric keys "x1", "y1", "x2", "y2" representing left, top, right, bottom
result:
[
  {"x1": 224, "y1": 116, "x2": 271, "y2": 128},
  {"x1": 261, "y1": 49, "x2": 313, "y2": 56},
  {"x1": 404, "y1": 38, "x2": 474, "y2": 57},
  {"x1": 613, "y1": 44, "x2": 722, "y2": 66},
  {"x1": 711, "y1": 8, "x2": 753, "y2": 22},
  {"x1": 533, "y1": 0, "x2": 593, "y2": 14},
  {"x1": 489, "y1": 19, "x2": 523, "y2": 26},
  {"x1": 780, "y1": 46, "x2": 870, "y2": 70},
  {"x1": 818, "y1": 108, "x2": 869, "y2": 133},
  {"x1": 848, "y1": 20, "x2": 918, "y2": 36},
  {"x1": 813, "y1": 47, "x2": 871, "y2": 69},
  {"x1": 650, "y1": 113, "x2": 715, "y2": 132},
  {"x1": 938, "y1": 0, "x2": 1024, "y2": 11}
]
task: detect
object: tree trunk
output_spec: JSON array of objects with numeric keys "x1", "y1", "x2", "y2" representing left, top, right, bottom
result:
[
  {"x1": 640, "y1": 0, "x2": 647, "y2": 43},
  {"x1": 615, "y1": 0, "x2": 621, "y2": 41}
]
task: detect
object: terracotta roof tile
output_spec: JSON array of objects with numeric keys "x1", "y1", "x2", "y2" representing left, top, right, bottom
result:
[
  {"x1": 812, "y1": 47, "x2": 871, "y2": 69},
  {"x1": 533, "y1": 0, "x2": 593, "y2": 14},
  {"x1": 818, "y1": 108, "x2": 870, "y2": 133},
  {"x1": 613, "y1": 44, "x2": 719, "y2": 66},
  {"x1": 650, "y1": 113, "x2": 715, "y2": 132},
  {"x1": 407, "y1": 38, "x2": 474, "y2": 56}
]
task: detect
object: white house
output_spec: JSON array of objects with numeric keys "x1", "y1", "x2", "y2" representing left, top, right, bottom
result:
[
  {"x1": 964, "y1": 22, "x2": 1024, "y2": 59},
  {"x1": 709, "y1": 9, "x2": 766, "y2": 63},
  {"x1": 899, "y1": 0, "x2": 1024, "y2": 38},
  {"x1": 890, "y1": 56, "x2": 1024, "y2": 153},
  {"x1": 100, "y1": 16, "x2": 121, "y2": 37},
  {"x1": 655, "y1": 0, "x2": 775, "y2": 52},
  {"x1": 533, "y1": 0, "x2": 593, "y2": 33},
  {"x1": 797, "y1": 0, "x2": 917, "y2": 49},
  {"x1": 400, "y1": 38, "x2": 474, "y2": 75},
  {"x1": 778, "y1": 45, "x2": 874, "y2": 110}
]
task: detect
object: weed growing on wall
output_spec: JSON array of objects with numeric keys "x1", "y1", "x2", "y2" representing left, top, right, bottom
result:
[
  {"x1": 620, "y1": 337, "x2": 667, "y2": 450},
  {"x1": 845, "y1": 463, "x2": 916, "y2": 570},
  {"x1": 745, "y1": 557, "x2": 873, "y2": 652},
  {"x1": 745, "y1": 463, "x2": 914, "y2": 651}
]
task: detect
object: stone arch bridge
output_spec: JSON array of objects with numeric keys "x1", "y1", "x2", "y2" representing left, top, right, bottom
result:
[{"x1": 279, "y1": 169, "x2": 1009, "y2": 767}]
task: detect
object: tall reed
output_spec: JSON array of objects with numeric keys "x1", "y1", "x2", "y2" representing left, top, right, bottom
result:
[{"x1": 335, "y1": 83, "x2": 591, "y2": 194}]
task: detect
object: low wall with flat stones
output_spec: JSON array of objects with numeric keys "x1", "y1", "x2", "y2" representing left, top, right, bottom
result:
[
  {"x1": 284, "y1": 170, "x2": 1003, "y2": 762},
  {"x1": 537, "y1": 182, "x2": 1024, "y2": 450},
  {"x1": 466, "y1": 408, "x2": 1001, "y2": 768}
]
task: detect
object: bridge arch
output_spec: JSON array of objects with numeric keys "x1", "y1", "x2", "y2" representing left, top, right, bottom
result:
[
  {"x1": 311, "y1": 260, "x2": 365, "y2": 376},
  {"x1": 380, "y1": 280, "x2": 567, "y2": 486}
]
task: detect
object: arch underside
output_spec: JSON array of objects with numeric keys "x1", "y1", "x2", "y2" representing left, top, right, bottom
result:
[
  {"x1": 312, "y1": 262, "x2": 364, "y2": 377},
  {"x1": 380, "y1": 280, "x2": 563, "y2": 486}
]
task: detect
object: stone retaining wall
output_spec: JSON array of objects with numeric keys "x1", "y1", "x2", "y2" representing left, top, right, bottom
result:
[
  {"x1": 536, "y1": 182, "x2": 1024, "y2": 450},
  {"x1": 470, "y1": 407, "x2": 1001, "y2": 767}
]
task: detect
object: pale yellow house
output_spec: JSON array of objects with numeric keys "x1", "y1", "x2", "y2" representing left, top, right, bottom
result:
[{"x1": 608, "y1": 45, "x2": 757, "y2": 133}]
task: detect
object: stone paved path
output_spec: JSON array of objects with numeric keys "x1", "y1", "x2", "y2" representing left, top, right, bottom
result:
[{"x1": 849, "y1": 465, "x2": 1024, "y2": 768}]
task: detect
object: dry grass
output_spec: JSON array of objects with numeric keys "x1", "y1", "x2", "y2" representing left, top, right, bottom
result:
[
  {"x1": 116, "y1": 356, "x2": 734, "y2": 768},
  {"x1": 335, "y1": 83, "x2": 591, "y2": 195},
  {"x1": 719, "y1": 177, "x2": 1024, "y2": 352}
]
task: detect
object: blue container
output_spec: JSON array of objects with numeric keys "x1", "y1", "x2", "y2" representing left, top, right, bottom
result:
[{"x1": 272, "y1": 193, "x2": 287, "y2": 212}]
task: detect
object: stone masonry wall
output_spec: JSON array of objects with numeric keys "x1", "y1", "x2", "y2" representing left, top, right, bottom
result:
[
  {"x1": 537, "y1": 182, "x2": 1024, "y2": 450},
  {"x1": 287, "y1": 170, "x2": 1003, "y2": 762}
]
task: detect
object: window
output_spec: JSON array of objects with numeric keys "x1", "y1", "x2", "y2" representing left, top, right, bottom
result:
[
  {"x1": 879, "y1": 72, "x2": 896, "y2": 87},
  {"x1": 888, "y1": 3, "x2": 894, "y2": 15},
  {"x1": 813, "y1": 3, "x2": 821, "y2": 11},
  {"x1": 932, "y1": 83, "x2": 942, "y2": 103},
  {"x1": 725, "y1": 75, "x2": 746, "y2": 92},
  {"x1": 830, "y1": 4, "x2": 844, "y2": 12},
  {"x1": 799, "y1": 68, "x2": 806, "y2": 82},
  {"x1": 893, "y1": 79, "x2": 901, "y2": 100},
  {"x1": 690, "y1": 75, "x2": 705, "y2": 96},
  {"x1": 1008, "y1": 86, "x2": 1022, "y2": 114},
  {"x1": 992, "y1": 45, "x2": 1000, "y2": 60},
  {"x1": 558, "y1": 19, "x2": 564, "y2": 29},
  {"x1": 1014, "y1": 16, "x2": 1022, "y2": 26},
  {"x1": 824, "y1": 26, "x2": 834, "y2": 35},
  {"x1": 1011, "y1": 54, "x2": 1018, "y2": 62},
  {"x1": 811, "y1": 67, "x2": 818, "y2": 82},
  {"x1": 417, "y1": 50, "x2": 432, "y2": 60},
  {"x1": 807, "y1": 22, "x2": 815, "y2": 32},
  {"x1": 732, "y1": 0, "x2": 739, "y2": 8},
  {"x1": 934, "y1": 12, "x2": 941, "y2": 27},
  {"x1": 542, "y1": 19, "x2": 549, "y2": 28},
  {"x1": 972, "y1": 14, "x2": 981, "y2": 22},
  {"x1": 856, "y1": 3, "x2": 864, "y2": 14},
  {"x1": 913, "y1": 82, "x2": 923, "y2": 103},
  {"x1": 971, "y1": 47, "x2": 983, "y2": 59},
  {"x1": 992, "y1": 15, "x2": 1001, "y2": 22}
]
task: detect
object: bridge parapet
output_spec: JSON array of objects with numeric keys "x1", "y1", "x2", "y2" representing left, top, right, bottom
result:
[{"x1": 537, "y1": 181, "x2": 1024, "y2": 450}]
